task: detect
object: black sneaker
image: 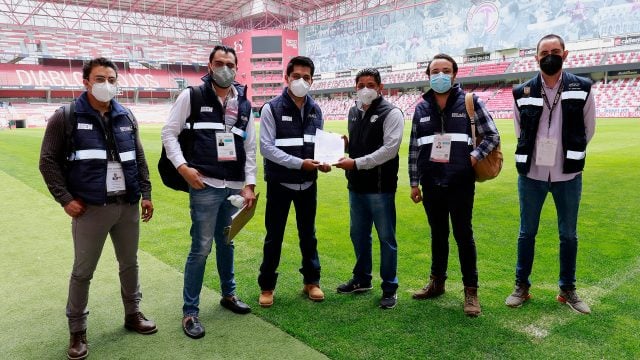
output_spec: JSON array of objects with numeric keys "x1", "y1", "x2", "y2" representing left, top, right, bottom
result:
[
  {"x1": 182, "y1": 316, "x2": 205, "y2": 339},
  {"x1": 337, "y1": 279, "x2": 373, "y2": 294},
  {"x1": 380, "y1": 292, "x2": 397, "y2": 309}
]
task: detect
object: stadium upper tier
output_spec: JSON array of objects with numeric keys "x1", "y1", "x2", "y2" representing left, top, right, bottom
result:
[
  {"x1": 312, "y1": 50, "x2": 638, "y2": 90},
  {"x1": 3, "y1": 27, "x2": 640, "y2": 79},
  {"x1": 2, "y1": 27, "x2": 212, "y2": 65}
]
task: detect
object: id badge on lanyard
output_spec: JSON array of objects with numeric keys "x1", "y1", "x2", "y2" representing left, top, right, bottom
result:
[
  {"x1": 430, "y1": 133, "x2": 452, "y2": 163},
  {"x1": 216, "y1": 132, "x2": 237, "y2": 161},
  {"x1": 535, "y1": 138, "x2": 557, "y2": 166},
  {"x1": 537, "y1": 82, "x2": 563, "y2": 167},
  {"x1": 106, "y1": 161, "x2": 126, "y2": 192}
]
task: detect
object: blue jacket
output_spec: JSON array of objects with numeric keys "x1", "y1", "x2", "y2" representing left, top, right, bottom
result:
[
  {"x1": 187, "y1": 76, "x2": 252, "y2": 181},
  {"x1": 513, "y1": 72, "x2": 591, "y2": 174},
  {"x1": 67, "y1": 92, "x2": 140, "y2": 205},
  {"x1": 412, "y1": 85, "x2": 475, "y2": 186},
  {"x1": 263, "y1": 88, "x2": 322, "y2": 184}
]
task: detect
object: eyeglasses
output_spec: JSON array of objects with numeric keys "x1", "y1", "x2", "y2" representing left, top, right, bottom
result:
[{"x1": 92, "y1": 75, "x2": 117, "y2": 84}]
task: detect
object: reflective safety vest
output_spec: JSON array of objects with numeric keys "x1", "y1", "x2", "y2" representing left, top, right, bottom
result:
[
  {"x1": 412, "y1": 85, "x2": 475, "y2": 186},
  {"x1": 513, "y1": 72, "x2": 591, "y2": 174},
  {"x1": 263, "y1": 88, "x2": 322, "y2": 184},
  {"x1": 187, "y1": 80, "x2": 252, "y2": 181},
  {"x1": 66, "y1": 93, "x2": 140, "y2": 205}
]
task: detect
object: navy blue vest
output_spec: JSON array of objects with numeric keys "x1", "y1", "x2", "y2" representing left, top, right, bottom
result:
[
  {"x1": 513, "y1": 72, "x2": 591, "y2": 174},
  {"x1": 413, "y1": 85, "x2": 475, "y2": 186},
  {"x1": 66, "y1": 93, "x2": 140, "y2": 205},
  {"x1": 187, "y1": 79, "x2": 252, "y2": 181},
  {"x1": 263, "y1": 88, "x2": 322, "y2": 184},
  {"x1": 346, "y1": 97, "x2": 399, "y2": 193}
]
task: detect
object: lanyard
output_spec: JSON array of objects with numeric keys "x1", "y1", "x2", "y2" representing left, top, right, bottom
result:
[
  {"x1": 220, "y1": 92, "x2": 230, "y2": 113},
  {"x1": 541, "y1": 81, "x2": 563, "y2": 129},
  {"x1": 219, "y1": 91, "x2": 232, "y2": 130}
]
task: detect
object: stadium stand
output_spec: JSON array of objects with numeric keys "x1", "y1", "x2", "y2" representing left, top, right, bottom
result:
[
  {"x1": 3, "y1": 21, "x2": 640, "y2": 125},
  {"x1": 472, "y1": 62, "x2": 512, "y2": 76},
  {"x1": 0, "y1": 26, "x2": 212, "y2": 65},
  {"x1": 593, "y1": 78, "x2": 640, "y2": 118}
]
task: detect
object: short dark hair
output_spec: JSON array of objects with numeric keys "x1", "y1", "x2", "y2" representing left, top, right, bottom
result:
[
  {"x1": 286, "y1": 56, "x2": 315, "y2": 77},
  {"x1": 82, "y1": 57, "x2": 118, "y2": 80},
  {"x1": 536, "y1": 34, "x2": 565, "y2": 53},
  {"x1": 426, "y1": 53, "x2": 458, "y2": 76},
  {"x1": 355, "y1": 68, "x2": 381, "y2": 85},
  {"x1": 209, "y1": 45, "x2": 237, "y2": 65}
]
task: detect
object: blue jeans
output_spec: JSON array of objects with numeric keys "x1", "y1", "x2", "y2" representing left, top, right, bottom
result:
[
  {"x1": 349, "y1": 191, "x2": 398, "y2": 294},
  {"x1": 258, "y1": 182, "x2": 321, "y2": 290},
  {"x1": 183, "y1": 185, "x2": 240, "y2": 316},
  {"x1": 515, "y1": 174, "x2": 582, "y2": 290}
]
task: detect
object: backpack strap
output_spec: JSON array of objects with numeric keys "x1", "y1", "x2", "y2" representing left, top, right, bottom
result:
[
  {"x1": 62, "y1": 100, "x2": 76, "y2": 160},
  {"x1": 186, "y1": 85, "x2": 203, "y2": 130},
  {"x1": 122, "y1": 107, "x2": 137, "y2": 131},
  {"x1": 176, "y1": 86, "x2": 202, "y2": 161},
  {"x1": 465, "y1": 92, "x2": 477, "y2": 146}
]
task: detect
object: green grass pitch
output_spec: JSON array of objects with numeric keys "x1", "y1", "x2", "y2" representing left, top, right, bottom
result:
[{"x1": 0, "y1": 118, "x2": 638, "y2": 359}]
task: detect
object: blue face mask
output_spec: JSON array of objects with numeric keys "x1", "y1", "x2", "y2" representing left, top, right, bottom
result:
[{"x1": 430, "y1": 72, "x2": 452, "y2": 94}]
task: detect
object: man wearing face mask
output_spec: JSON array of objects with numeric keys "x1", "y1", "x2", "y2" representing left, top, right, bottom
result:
[
  {"x1": 258, "y1": 56, "x2": 331, "y2": 307},
  {"x1": 39, "y1": 57, "x2": 156, "y2": 360},
  {"x1": 506, "y1": 34, "x2": 595, "y2": 314},
  {"x1": 335, "y1": 68, "x2": 403, "y2": 309},
  {"x1": 161, "y1": 45, "x2": 256, "y2": 339},
  {"x1": 408, "y1": 53, "x2": 500, "y2": 317}
]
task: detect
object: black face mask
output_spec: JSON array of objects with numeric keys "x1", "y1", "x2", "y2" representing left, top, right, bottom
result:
[{"x1": 539, "y1": 54, "x2": 563, "y2": 75}]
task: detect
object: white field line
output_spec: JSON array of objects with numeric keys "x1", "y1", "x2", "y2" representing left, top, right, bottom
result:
[{"x1": 502, "y1": 257, "x2": 640, "y2": 341}]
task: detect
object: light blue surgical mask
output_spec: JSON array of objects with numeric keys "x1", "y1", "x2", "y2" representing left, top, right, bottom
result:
[{"x1": 430, "y1": 72, "x2": 452, "y2": 94}]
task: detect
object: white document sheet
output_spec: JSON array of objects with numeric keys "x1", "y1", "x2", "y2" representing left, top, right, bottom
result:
[{"x1": 314, "y1": 129, "x2": 344, "y2": 165}]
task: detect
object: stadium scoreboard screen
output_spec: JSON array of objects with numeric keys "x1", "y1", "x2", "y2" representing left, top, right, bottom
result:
[{"x1": 252, "y1": 36, "x2": 282, "y2": 54}]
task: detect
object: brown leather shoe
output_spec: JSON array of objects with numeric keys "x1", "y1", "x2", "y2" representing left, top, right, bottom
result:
[
  {"x1": 124, "y1": 312, "x2": 158, "y2": 334},
  {"x1": 463, "y1": 287, "x2": 482, "y2": 317},
  {"x1": 413, "y1": 275, "x2": 446, "y2": 299},
  {"x1": 303, "y1": 284, "x2": 325, "y2": 302},
  {"x1": 259, "y1": 290, "x2": 274, "y2": 308},
  {"x1": 67, "y1": 331, "x2": 88, "y2": 360}
]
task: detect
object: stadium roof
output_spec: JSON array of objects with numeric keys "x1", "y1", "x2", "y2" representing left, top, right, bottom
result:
[
  {"x1": 42, "y1": 0, "x2": 345, "y2": 27},
  {"x1": 2, "y1": 0, "x2": 422, "y2": 43},
  {"x1": 36, "y1": 0, "x2": 419, "y2": 29}
]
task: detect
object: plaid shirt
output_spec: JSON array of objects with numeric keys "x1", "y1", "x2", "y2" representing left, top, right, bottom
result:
[{"x1": 408, "y1": 90, "x2": 500, "y2": 186}]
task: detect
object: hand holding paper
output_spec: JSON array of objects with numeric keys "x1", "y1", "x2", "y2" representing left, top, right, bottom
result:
[{"x1": 314, "y1": 129, "x2": 345, "y2": 165}]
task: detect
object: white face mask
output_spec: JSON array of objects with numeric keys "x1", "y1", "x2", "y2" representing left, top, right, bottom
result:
[
  {"x1": 357, "y1": 88, "x2": 378, "y2": 105},
  {"x1": 91, "y1": 82, "x2": 117, "y2": 102},
  {"x1": 289, "y1": 78, "x2": 311, "y2": 98}
]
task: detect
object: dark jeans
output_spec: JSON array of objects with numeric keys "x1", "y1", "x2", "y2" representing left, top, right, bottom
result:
[
  {"x1": 421, "y1": 181, "x2": 478, "y2": 287},
  {"x1": 258, "y1": 181, "x2": 321, "y2": 290}
]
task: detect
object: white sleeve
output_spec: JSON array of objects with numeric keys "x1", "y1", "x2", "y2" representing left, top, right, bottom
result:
[{"x1": 161, "y1": 88, "x2": 191, "y2": 168}]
